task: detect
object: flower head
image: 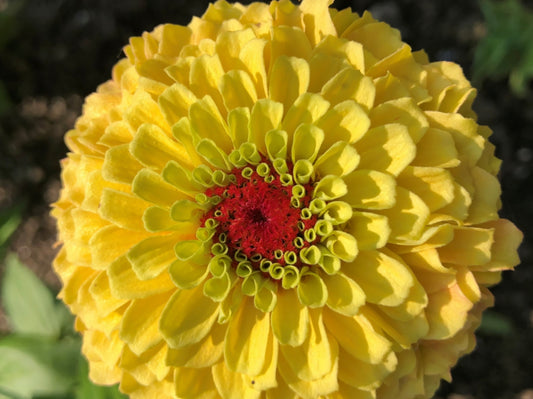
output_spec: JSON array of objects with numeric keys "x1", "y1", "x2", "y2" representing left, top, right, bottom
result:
[{"x1": 52, "y1": 1, "x2": 522, "y2": 398}]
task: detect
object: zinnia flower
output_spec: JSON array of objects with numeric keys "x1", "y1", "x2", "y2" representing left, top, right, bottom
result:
[{"x1": 52, "y1": 0, "x2": 522, "y2": 398}]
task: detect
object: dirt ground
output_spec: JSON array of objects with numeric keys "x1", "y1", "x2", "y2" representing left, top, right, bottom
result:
[{"x1": 1, "y1": 1, "x2": 532, "y2": 398}]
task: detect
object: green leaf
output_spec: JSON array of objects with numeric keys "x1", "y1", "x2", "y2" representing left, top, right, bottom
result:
[
  {"x1": 75, "y1": 357, "x2": 127, "y2": 399},
  {"x1": 1, "y1": 254, "x2": 63, "y2": 338},
  {"x1": 473, "y1": 0, "x2": 533, "y2": 95},
  {"x1": 478, "y1": 310, "x2": 514, "y2": 336},
  {"x1": 0, "y1": 204, "x2": 23, "y2": 250},
  {"x1": 0, "y1": 335, "x2": 81, "y2": 398}
]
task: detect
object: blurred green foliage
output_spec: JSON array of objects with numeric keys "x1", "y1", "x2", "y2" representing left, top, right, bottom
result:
[
  {"x1": 0, "y1": 211, "x2": 126, "y2": 399},
  {"x1": 0, "y1": 255, "x2": 127, "y2": 399},
  {"x1": 473, "y1": 0, "x2": 533, "y2": 96}
]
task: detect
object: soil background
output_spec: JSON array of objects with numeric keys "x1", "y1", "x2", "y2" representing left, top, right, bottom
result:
[{"x1": 0, "y1": 1, "x2": 532, "y2": 398}]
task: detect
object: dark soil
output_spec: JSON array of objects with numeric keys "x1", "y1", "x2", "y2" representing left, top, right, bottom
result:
[{"x1": 1, "y1": 1, "x2": 532, "y2": 398}]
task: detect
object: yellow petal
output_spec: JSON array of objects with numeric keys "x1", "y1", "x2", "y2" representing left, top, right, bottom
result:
[
  {"x1": 82, "y1": 330, "x2": 123, "y2": 385},
  {"x1": 466, "y1": 166, "x2": 501, "y2": 224},
  {"x1": 323, "y1": 272, "x2": 365, "y2": 316},
  {"x1": 425, "y1": 111, "x2": 484, "y2": 166},
  {"x1": 250, "y1": 99, "x2": 284, "y2": 155},
  {"x1": 323, "y1": 309, "x2": 391, "y2": 364},
  {"x1": 120, "y1": 291, "x2": 171, "y2": 355},
  {"x1": 345, "y1": 211, "x2": 390, "y2": 251},
  {"x1": 472, "y1": 219, "x2": 522, "y2": 272},
  {"x1": 158, "y1": 82, "x2": 197, "y2": 126},
  {"x1": 398, "y1": 166, "x2": 455, "y2": 212},
  {"x1": 99, "y1": 189, "x2": 150, "y2": 232},
  {"x1": 297, "y1": 271, "x2": 328, "y2": 308},
  {"x1": 119, "y1": 343, "x2": 168, "y2": 386},
  {"x1": 271, "y1": 288, "x2": 310, "y2": 346},
  {"x1": 313, "y1": 175, "x2": 347, "y2": 200},
  {"x1": 321, "y1": 67, "x2": 375, "y2": 111},
  {"x1": 438, "y1": 226, "x2": 494, "y2": 266},
  {"x1": 160, "y1": 284, "x2": 219, "y2": 348},
  {"x1": 369, "y1": 98, "x2": 428, "y2": 143},
  {"x1": 344, "y1": 20, "x2": 403, "y2": 62},
  {"x1": 166, "y1": 321, "x2": 225, "y2": 368},
  {"x1": 324, "y1": 230, "x2": 358, "y2": 262},
  {"x1": 269, "y1": 56, "x2": 310, "y2": 112},
  {"x1": 189, "y1": 53, "x2": 225, "y2": 112},
  {"x1": 225, "y1": 296, "x2": 271, "y2": 375},
  {"x1": 162, "y1": 160, "x2": 203, "y2": 196},
  {"x1": 189, "y1": 96, "x2": 233, "y2": 154},
  {"x1": 271, "y1": 26, "x2": 312, "y2": 64},
  {"x1": 279, "y1": 309, "x2": 335, "y2": 381},
  {"x1": 169, "y1": 258, "x2": 210, "y2": 289},
  {"x1": 355, "y1": 123, "x2": 416, "y2": 176},
  {"x1": 314, "y1": 141, "x2": 359, "y2": 178},
  {"x1": 344, "y1": 250, "x2": 413, "y2": 306},
  {"x1": 132, "y1": 167, "x2": 186, "y2": 208},
  {"x1": 108, "y1": 255, "x2": 175, "y2": 299},
  {"x1": 174, "y1": 366, "x2": 219, "y2": 399},
  {"x1": 212, "y1": 362, "x2": 261, "y2": 399},
  {"x1": 143, "y1": 206, "x2": 183, "y2": 232},
  {"x1": 215, "y1": 28, "x2": 256, "y2": 71},
  {"x1": 88, "y1": 271, "x2": 128, "y2": 315},
  {"x1": 300, "y1": 0, "x2": 336, "y2": 46},
  {"x1": 158, "y1": 24, "x2": 192, "y2": 58},
  {"x1": 99, "y1": 120, "x2": 134, "y2": 147},
  {"x1": 102, "y1": 143, "x2": 143, "y2": 185},
  {"x1": 333, "y1": 383, "x2": 377, "y2": 399},
  {"x1": 342, "y1": 169, "x2": 396, "y2": 210},
  {"x1": 124, "y1": 90, "x2": 170, "y2": 132},
  {"x1": 265, "y1": 129, "x2": 288, "y2": 161},
  {"x1": 308, "y1": 36, "x2": 365, "y2": 92},
  {"x1": 425, "y1": 281, "x2": 474, "y2": 340},
  {"x1": 243, "y1": 329, "x2": 278, "y2": 390},
  {"x1": 130, "y1": 123, "x2": 189, "y2": 170},
  {"x1": 375, "y1": 186, "x2": 429, "y2": 243},
  {"x1": 282, "y1": 93, "x2": 330, "y2": 137},
  {"x1": 338, "y1": 347, "x2": 396, "y2": 391},
  {"x1": 292, "y1": 124, "x2": 324, "y2": 164},
  {"x1": 220, "y1": 69, "x2": 258, "y2": 110},
  {"x1": 412, "y1": 128, "x2": 460, "y2": 168},
  {"x1": 317, "y1": 100, "x2": 370, "y2": 149},
  {"x1": 239, "y1": 38, "x2": 268, "y2": 98},
  {"x1": 89, "y1": 225, "x2": 149, "y2": 269},
  {"x1": 127, "y1": 234, "x2": 179, "y2": 280},
  {"x1": 196, "y1": 138, "x2": 231, "y2": 170}
]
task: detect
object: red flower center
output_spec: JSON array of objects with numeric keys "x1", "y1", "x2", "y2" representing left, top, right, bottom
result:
[{"x1": 203, "y1": 164, "x2": 317, "y2": 265}]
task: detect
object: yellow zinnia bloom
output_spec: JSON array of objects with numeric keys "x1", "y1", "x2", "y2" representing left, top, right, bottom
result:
[{"x1": 51, "y1": 0, "x2": 523, "y2": 398}]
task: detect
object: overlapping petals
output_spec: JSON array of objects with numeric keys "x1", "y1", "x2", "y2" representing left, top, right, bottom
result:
[{"x1": 52, "y1": 1, "x2": 522, "y2": 398}]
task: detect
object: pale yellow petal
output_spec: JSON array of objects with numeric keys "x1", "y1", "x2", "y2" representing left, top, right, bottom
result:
[
  {"x1": 120, "y1": 291, "x2": 171, "y2": 355},
  {"x1": 166, "y1": 321, "x2": 225, "y2": 368},
  {"x1": 344, "y1": 250, "x2": 413, "y2": 306},
  {"x1": 108, "y1": 255, "x2": 175, "y2": 299},
  {"x1": 174, "y1": 366, "x2": 219, "y2": 399},
  {"x1": 323, "y1": 309, "x2": 392, "y2": 364},
  {"x1": 342, "y1": 169, "x2": 396, "y2": 210},
  {"x1": 271, "y1": 288, "x2": 310, "y2": 346},
  {"x1": 323, "y1": 272, "x2": 365, "y2": 316},
  {"x1": 279, "y1": 309, "x2": 335, "y2": 381},
  {"x1": 160, "y1": 285, "x2": 219, "y2": 348},
  {"x1": 212, "y1": 362, "x2": 261, "y2": 399},
  {"x1": 225, "y1": 296, "x2": 271, "y2": 375},
  {"x1": 355, "y1": 124, "x2": 416, "y2": 176}
]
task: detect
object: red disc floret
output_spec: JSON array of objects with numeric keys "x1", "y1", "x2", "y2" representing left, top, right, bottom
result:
[{"x1": 203, "y1": 164, "x2": 318, "y2": 266}]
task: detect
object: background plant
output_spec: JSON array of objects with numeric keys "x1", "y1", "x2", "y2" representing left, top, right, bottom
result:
[
  {"x1": 0, "y1": 211, "x2": 126, "y2": 399},
  {"x1": 473, "y1": 0, "x2": 533, "y2": 96}
]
